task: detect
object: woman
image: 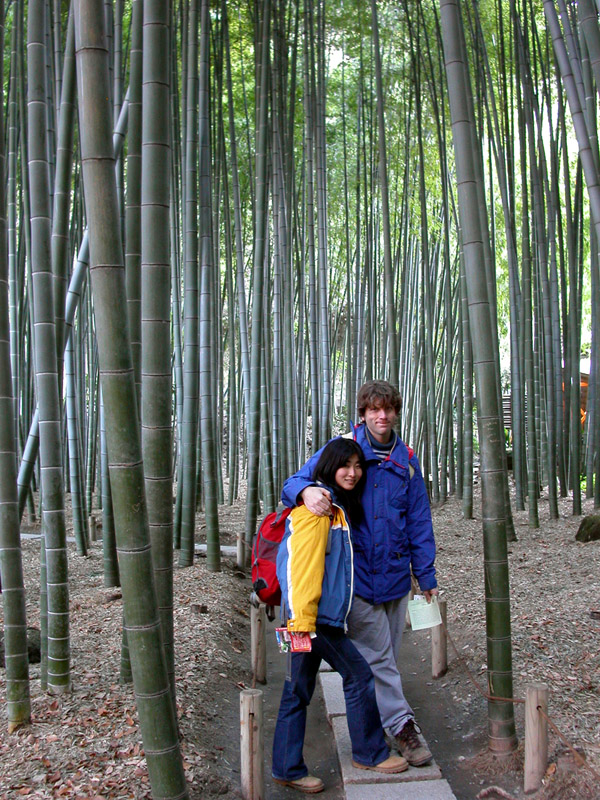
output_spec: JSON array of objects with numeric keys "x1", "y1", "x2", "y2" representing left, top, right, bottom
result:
[{"x1": 272, "y1": 438, "x2": 408, "y2": 794}]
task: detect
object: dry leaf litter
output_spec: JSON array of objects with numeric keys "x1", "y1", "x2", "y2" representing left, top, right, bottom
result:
[{"x1": 0, "y1": 487, "x2": 598, "y2": 799}]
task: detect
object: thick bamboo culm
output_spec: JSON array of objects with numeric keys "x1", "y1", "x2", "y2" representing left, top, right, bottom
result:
[
  {"x1": 524, "y1": 684, "x2": 549, "y2": 793},
  {"x1": 431, "y1": 599, "x2": 448, "y2": 678},
  {"x1": 251, "y1": 603, "x2": 267, "y2": 684},
  {"x1": 240, "y1": 688, "x2": 264, "y2": 800}
]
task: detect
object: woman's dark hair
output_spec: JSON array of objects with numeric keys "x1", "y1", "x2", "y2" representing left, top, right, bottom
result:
[{"x1": 312, "y1": 438, "x2": 366, "y2": 524}]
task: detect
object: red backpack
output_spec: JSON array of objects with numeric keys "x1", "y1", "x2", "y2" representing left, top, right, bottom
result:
[{"x1": 251, "y1": 505, "x2": 291, "y2": 609}]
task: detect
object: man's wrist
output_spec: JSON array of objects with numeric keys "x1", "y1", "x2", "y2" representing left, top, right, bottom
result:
[{"x1": 298, "y1": 484, "x2": 316, "y2": 503}]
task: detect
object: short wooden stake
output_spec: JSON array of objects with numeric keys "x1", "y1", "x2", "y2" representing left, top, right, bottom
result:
[
  {"x1": 251, "y1": 603, "x2": 267, "y2": 684},
  {"x1": 431, "y1": 599, "x2": 447, "y2": 679},
  {"x1": 524, "y1": 683, "x2": 548, "y2": 794},
  {"x1": 240, "y1": 688, "x2": 264, "y2": 800},
  {"x1": 405, "y1": 587, "x2": 415, "y2": 628},
  {"x1": 237, "y1": 535, "x2": 249, "y2": 569},
  {"x1": 89, "y1": 516, "x2": 97, "y2": 542}
]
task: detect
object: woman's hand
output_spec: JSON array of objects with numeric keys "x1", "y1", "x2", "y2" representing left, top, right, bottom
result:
[{"x1": 301, "y1": 486, "x2": 332, "y2": 516}]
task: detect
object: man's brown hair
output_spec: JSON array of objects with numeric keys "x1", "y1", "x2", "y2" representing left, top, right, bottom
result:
[{"x1": 356, "y1": 380, "x2": 402, "y2": 418}]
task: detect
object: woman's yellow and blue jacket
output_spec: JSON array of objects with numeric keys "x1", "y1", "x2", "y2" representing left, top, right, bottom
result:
[{"x1": 276, "y1": 495, "x2": 354, "y2": 633}]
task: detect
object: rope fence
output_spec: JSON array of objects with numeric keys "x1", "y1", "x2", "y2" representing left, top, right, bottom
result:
[{"x1": 439, "y1": 614, "x2": 600, "y2": 785}]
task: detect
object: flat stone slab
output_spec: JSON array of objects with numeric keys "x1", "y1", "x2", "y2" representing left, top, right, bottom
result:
[
  {"x1": 332, "y1": 716, "x2": 443, "y2": 785},
  {"x1": 345, "y1": 779, "x2": 456, "y2": 800},
  {"x1": 318, "y1": 659, "x2": 334, "y2": 672},
  {"x1": 319, "y1": 670, "x2": 345, "y2": 718}
]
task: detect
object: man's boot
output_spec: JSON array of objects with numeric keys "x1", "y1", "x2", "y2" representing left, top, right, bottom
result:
[{"x1": 395, "y1": 719, "x2": 432, "y2": 767}]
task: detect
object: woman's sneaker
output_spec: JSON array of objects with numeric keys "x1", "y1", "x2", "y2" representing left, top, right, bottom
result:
[
  {"x1": 395, "y1": 719, "x2": 432, "y2": 766},
  {"x1": 351, "y1": 754, "x2": 408, "y2": 773}
]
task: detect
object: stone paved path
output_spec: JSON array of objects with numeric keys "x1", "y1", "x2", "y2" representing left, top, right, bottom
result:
[{"x1": 319, "y1": 664, "x2": 457, "y2": 800}]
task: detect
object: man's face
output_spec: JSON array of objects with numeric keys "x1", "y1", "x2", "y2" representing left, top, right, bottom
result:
[{"x1": 363, "y1": 403, "x2": 398, "y2": 443}]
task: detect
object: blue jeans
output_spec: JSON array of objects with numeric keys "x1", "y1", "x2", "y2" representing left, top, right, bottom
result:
[{"x1": 272, "y1": 624, "x2": 390, "y2": 781}]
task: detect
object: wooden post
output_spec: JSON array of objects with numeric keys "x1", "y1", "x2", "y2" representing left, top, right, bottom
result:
[
  {"x1": 405, "y1": 587, "x2": 415, "y2": 628},
  {"x1": 89, "y1": 516, "x2": 97, "y2": 542},
  {"x1": 524, "y1": 683, "x2": 548, "y2": 793},
  {"x1": 431, "y1": 599, "x2": 447, "y2": 679},
  {"x1": 238, "y1": 534, "x2": 250, "y2": 569},
  {"x1": 251, "y1": 603, "x2": 267, "y2": 684},
  {"x1": 240, "y1": 688, "x2": 264, "y2": 800}
]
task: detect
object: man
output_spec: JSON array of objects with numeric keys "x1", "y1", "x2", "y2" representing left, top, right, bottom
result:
[{"x1": 282, "y1": 380, "x2": 438, "y2": 767}]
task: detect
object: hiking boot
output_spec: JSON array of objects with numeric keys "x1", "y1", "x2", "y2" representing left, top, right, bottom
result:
[
  {"x1": 273, "y1": 774, "x2": 325, "y2": 793},
  {"x1": 395, "y1": 718, "x2": 432, "y2": 766},
  {"x1": 351, "y1": 754, "x2": 408, "y2": 773}
]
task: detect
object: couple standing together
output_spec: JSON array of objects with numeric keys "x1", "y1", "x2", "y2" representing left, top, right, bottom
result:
[{"x1": 272, "y1": 380, "x2": 439, "y2": 793}]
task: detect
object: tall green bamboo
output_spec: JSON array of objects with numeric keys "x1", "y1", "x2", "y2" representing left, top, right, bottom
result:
[
  {"x1": 141, "y1": 0, "x2": 177, "y2": 685},
  {"x1": 223, "y1": 1, "x2": 250, "y2": 425},
  {"x1": 125, "y1": 0, "x2": 143, "y2": 404},
  {"x1": 371, "y1": 0, "x2": 398, "y2": 383},
  {"x1": 198, "y1": 0, "x2": 221, "y2": 571},
  {"x1": 7, "y1": 1, "x2": 20, "y2": 451},
  {"x1": 243, "y1": 0, "x2": 271, "y2": 561},
  {"x1": 314, "y1": 0, "x2": 331, "y2": 444},
  {"x1": 544, "y1": 0, "x2": 600, "y2": 514},
  {"x1": 51, "y1": 7, "x2": 76, "y2": 380},
  {"x1": 0, "y1": 0, "x2": 31, "y2": 731},
  {"x1": 440, "y1": 0, "x2": 517, "y2": 754},
  {"x1": 303, "y1": 0, "x2": 320, "y2": 448},
  {"x1": 65, "y1": 331, "x2": 88, "y2": 555},
  {"x1": 74, "y1": 2, "x2": 188, "y2": 795},
  {"x1": 178, "y1": 0, "x2": 200, "y2": 568},
  {"x1": 27, "y1": 0, "x2": 70, "y2": 695}
]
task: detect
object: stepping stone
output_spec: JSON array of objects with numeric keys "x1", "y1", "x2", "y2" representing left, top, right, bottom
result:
[
  {"x1": 332, "y1": 716, "x2": 443, "y2": 785},
  {"x1": 319, "y1": 671, "x2": 346, "y2": 718},
  {"x1": 316, "y1": 656, "x2": 457, "y2": 799},
  {"x1": 319, "y1": 659, "x2": 334, "y2": 673},
  {"x1": 345, "y1": 779, "x2": 456, "y2": 800}
]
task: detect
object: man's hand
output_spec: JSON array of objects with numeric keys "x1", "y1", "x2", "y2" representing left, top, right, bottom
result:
[
  {"x1": 301, "y1": 486, "x2": 332, "y2": 516},
  {"x1": 422, "y1": 588, "x2": 439, "y2": 604}
]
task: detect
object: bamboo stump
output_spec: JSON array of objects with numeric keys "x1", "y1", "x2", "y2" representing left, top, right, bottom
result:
[
  {"x1": 524, "y1": 683, "x2": 548, "y2": 794},
  {"x1": 431, "y1": 599, "x2": 447, "y2": 679},
  {"x1": 251, "y1": 603, "x2": 267, "y2": 684},
  {"x1": 240, "y1": 688, "x2": 264, "y2": 800},
  {"x1": 89, "y1": 516, "x2": 97, "y2": 542}
]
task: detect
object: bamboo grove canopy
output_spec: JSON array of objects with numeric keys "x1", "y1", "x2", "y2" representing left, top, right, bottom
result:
[{"x1": 0, "y1": 0, "x2": 598, "y2": 796}]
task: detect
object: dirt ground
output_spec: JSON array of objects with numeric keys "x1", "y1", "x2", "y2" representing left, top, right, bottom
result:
[
  {"x1": 0, "y1": 485, "x2": 599, "y2": 800},
  {"x1": 410, "y1": 487, "x2": 600, "y2": 800}
]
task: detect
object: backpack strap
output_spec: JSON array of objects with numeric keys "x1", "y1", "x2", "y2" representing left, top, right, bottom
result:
[
  {"x1": 342, "y1": 421, "x2": 359, "y2": 441},
  {"x1": 404, "y1": 443, "x2": 415, "y2": 479}
]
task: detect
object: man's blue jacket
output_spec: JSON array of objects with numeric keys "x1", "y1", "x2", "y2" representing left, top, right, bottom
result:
[{"x1": 281, "y1": 424, "x2": 437, "y2": 605}]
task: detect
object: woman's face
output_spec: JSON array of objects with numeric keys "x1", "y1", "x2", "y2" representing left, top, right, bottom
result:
[{"x1": 334, "y1": 453, "x2": 363, "y2": 492}]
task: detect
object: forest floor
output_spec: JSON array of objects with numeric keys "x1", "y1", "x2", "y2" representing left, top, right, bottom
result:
[{"x1": 0, "y1": 483, "x2": 599, "y2": 800}]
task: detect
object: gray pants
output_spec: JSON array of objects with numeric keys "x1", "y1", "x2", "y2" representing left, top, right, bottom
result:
[{"x1": 347, "y1": 594, "x2": 413, "y2": 737}]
